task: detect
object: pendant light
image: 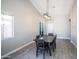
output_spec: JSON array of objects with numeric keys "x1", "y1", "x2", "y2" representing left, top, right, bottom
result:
[{"x1": 43, "y1": 0, "x2": 51, "y2": 20}]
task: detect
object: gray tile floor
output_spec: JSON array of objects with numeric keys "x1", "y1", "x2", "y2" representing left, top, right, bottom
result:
[{"x1": 3, "y1": 39, "x2": 77, "y2": 59}]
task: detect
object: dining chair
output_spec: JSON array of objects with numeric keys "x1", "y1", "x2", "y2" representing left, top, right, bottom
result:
[
  {"x1": 48, "y1": 33, "x2": 54, "y2": 36},
  {"x1": 36, "y1": 35, "x2": 40, "y2": 39},
  {"x1": 44, "y1": 35, "x2": 57, "y2": 56},
  {"x1": 35, "y1": 39, "x2": 45, "y2": 59},
  {"x1": 50, "y1": 35, "x2": 57, "y2": 52}
]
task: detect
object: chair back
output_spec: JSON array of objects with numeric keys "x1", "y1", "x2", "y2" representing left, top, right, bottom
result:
[
  {"x1": 36, "y1": 39, "x2": 45, "y2": 49},
  {"x1": 36, "y1": 35, "x2": 40, "y2": 39},
  {"x1": 53, "y1": 35, "x2": 57, "y2": 42},
  {"x1": 50, "y1": 35, "x2": 57, "y2": 45},
  {"x1": 35, "y1": 35, "x2": 45, "y2": 48},
  {"x1": 48, "y1": 33, "x2": 54, "y2": 36}
]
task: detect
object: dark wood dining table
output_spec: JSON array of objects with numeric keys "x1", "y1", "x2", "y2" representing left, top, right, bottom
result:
[
  {"x1": 40, "y1": 35, "x2": 56, "y2": 56},
  {"x1": 42, "y1": 35, "x2": 56, "y2": 42},
  {"x1": 34, "y1": 35, "x2": 57, "y2": 59}
]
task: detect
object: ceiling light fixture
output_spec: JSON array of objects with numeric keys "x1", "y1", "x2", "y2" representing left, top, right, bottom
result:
[{"x1": 43, "y1": 0, "x2": 51, "y2": 20}]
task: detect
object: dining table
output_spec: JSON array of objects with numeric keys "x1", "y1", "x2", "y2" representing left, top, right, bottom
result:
[
  {"x1": 34, "y1": 35, "x2": 57, "y2": 59},
  {"x1": 39, "y1": 35, "x2": 56, "y2": 55}
]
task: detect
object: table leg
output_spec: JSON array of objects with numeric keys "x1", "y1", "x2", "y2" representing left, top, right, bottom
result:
[
  {"x1": 49, "y1": 43, "x2": 52, "y2": 56},
  {"x1": 43, "y1": 49, "x2": 45, "y2": 59}
]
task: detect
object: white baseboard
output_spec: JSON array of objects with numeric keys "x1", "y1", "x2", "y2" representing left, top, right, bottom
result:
[
  {"x1": 1, "y1": 41, "x2": 34, "y2": 59},
  {"x1": 71, "y1": 40, "x2": 77, "y2": 48},
  {"x1": 57, "y1": 37, "x2": 70, "y2": 40}
]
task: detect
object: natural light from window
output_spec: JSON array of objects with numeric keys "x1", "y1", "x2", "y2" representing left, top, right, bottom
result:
[
  {"x1": 47, "y1": 21, "x2": 54, "y2": 34},
  {"x1": 1, "y1": 14, "x2": 14, "y2": 40}
]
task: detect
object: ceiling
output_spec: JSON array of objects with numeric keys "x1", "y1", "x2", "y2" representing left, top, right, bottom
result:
[{"x1": 30, "y1": 0, "x2": 76, "y2": 19}]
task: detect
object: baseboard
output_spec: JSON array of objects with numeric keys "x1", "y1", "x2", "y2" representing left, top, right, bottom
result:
[
  {"x1": 1, "y1": 41, "x2": 34, "y2": 59},
  {"x1": 71, "y1": 40, "x2": 77, "y2": 48},
  {"x1": 57, "y1": 37, "x2": 70, "y2": 40}
]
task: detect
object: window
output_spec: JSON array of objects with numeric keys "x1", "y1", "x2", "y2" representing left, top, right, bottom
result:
[
  {"x1": 47, "y1": 21, "x2": 54, "y2": 34},
  {"x1": 1, "y1": 14, "x2": 14, "y2": 40}
]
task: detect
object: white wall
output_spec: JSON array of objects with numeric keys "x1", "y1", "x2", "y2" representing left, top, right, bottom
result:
[
  {"x1": 1, "y1": 0, "x2": 41, "y2": 55},
  {"x1": 44, "y1": 16, "x2": 71, "y2": 39},
  {"x1": 0, "y1": 0, "x2": 1, "y2": 58},
  {"x1": 53, "y1": 16, "x2": 71, "y2": 39},
  {"x1": 70, "y1": 1, "x2": 77, "y2": 47}
]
